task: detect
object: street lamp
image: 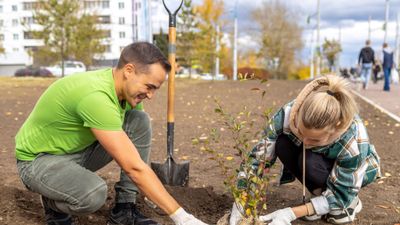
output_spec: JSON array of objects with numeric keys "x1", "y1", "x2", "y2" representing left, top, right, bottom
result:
[{"x1": 307, "y1": 0, "x2": 320, "y2": 79}]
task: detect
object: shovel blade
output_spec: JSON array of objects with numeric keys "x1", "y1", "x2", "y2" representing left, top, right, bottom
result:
[{"x1": 151, "y1": 157, "x2": 189, "y2": 186}]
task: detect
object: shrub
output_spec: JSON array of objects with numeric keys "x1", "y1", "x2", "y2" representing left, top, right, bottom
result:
[{"x1": 194, "y1": 82, "x2": 272, "y2": 224}]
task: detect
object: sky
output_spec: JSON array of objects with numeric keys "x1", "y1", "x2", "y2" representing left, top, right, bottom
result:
[
  {"x1": 2, "y1": 0, "x2": 396, "y2": 70},
  {"x1": 190, "y1": 0, "x2": 400, "y2": 68}
]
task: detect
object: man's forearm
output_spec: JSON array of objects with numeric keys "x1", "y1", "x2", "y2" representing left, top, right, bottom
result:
[{"x1": 126, "y1": 165, "x2": 180, "y2": 215}]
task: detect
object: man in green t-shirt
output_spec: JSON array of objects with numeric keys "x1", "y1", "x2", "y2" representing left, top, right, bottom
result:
[{"x1": 15, "y1": 42, "x2": 207, "y2": 225}]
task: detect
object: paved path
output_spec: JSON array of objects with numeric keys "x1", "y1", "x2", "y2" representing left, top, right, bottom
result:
[{"x1": 351, "y1": 80, "x2": 400, "y2": 121}]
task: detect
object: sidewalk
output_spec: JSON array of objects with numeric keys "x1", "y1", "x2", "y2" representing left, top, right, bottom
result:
[{"x1": 351, "y1": 80, "x2": 400, "y2": 121}]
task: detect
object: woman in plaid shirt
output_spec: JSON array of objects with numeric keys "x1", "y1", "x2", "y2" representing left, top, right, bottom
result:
[{"x1": 230, "y1": 75, "x2": 381, "y2": 225}]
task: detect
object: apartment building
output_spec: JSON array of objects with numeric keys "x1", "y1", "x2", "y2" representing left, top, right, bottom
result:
[{"x1": 0, "y1": 0, "x2": 166, "y2": 75}]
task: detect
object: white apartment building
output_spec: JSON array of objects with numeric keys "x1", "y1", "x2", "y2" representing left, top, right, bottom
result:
[{"x1": 0, "y1": 0, "x2": 168, "y2": 75}]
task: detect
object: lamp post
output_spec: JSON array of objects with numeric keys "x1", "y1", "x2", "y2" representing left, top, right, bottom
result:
[
  {"x1": 232, "y1": 0, "x2": 238, "y2": 80},
  {"x1": 316, "y1": 0, "x2": 321, "y2": 76},
  {"x1": 384, "y1": 0, "x2": 390, "y2": 44}
]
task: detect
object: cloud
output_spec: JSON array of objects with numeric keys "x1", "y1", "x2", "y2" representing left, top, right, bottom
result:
[{"x1": 191, "y1": 0, "x2": 400, "y2": 67}]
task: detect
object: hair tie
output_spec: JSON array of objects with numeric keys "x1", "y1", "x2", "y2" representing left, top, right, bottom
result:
[{"x1": 326, "y1": 90, "x2": 335, "y2": 96}]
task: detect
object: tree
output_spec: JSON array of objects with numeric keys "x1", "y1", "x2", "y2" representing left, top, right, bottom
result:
[
  {"x1": 31, "y1": 46, "x2": 59, "y2": 66},
  {"x1": 30, "y1": 0, "x2": 105, "y2": 76},
  {"x1": 252, "y1": 1, "x2": 303, "y2": 79},
  {"x1": 153, "y1": 28, "x2": 168, "y2": 59},
  {"x1": 193, "y1": 0, "x2": 224, "y2": 74},
  {"x1": 177, "y1": 0, "x2": 197, "y2": 78},
  {"x1": 69, "y1": 14, "x2": 106, "y2": 68},
  {"x1": 322, "y1": 38, "x2": 342, "y2": 72},
  {"x1": 220, "y1": 43, "x2": 233, "y2": 79},
  {"x1": 238, "y1": 50, "x2": 264, "y2": 68},
  {"x1": 0, "y1": 39, "x2": 4, "y2": 54}
]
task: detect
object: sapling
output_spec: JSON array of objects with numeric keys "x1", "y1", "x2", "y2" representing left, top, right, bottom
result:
[{"x1": 194, "y1": 81, "x2": 273, "y2": 225}]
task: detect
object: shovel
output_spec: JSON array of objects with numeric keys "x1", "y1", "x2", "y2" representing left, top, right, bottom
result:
[{"x1": 151, "y1": 0, "x2": 189, "y2": 186}]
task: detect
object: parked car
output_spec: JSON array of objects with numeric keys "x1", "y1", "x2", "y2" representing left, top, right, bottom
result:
[
  {"x1": 14, "y1": 66, "x2": 53, "y2": 77},
  {"x1": 199, "y1": 73, "x2": 227, "y2": 80},
  {"x1": 200, "y1": 73, "x2": 213, "y2": 80},
  {"x1": 176, "y1": 67, "x2": 201, "y2": 79},
  {"x1": 46, "y1": 61, "x2": 86, "y2": 76}
]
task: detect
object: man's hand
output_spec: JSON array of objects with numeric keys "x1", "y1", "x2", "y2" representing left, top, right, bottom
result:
[
  {"x1": 170, "y1": 208, "x2": 208, "y2": 225},
  {"x1": 229, "y1": 202, "x2": 244, "y2": 225},
  {"x1": 259, "y1": 207, "x2": 296, "y2": 225}
]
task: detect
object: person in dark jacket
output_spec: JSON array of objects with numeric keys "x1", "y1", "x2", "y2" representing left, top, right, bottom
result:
[
  {"x1": 382, "y1": 43, "x2": 394, "y2": 91},
  {"x1": 358, "y1": 40, "x2": 375, "y2": 89}
]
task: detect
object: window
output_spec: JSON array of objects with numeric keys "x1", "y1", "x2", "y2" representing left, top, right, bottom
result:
[
  {"x1": 12, "y1": 5, "x2": 17, "y2": 11},
  {"x1": 0, "y1": 20, "x2": 3, "y2": 27},
  {"x1": 13, "y1": 47, "x2": 19, "y2": 52},
  {"x1": 84, "y1": 1, "x2": 96, "y2": 9},
  {"x1": 135, "y1": 28, "x2": 138, "y2": 41},
  {"x1": 119, "y1": 32, "x2": 125, "y2": 38},
  {"x1": 24, "y1": 46, "x2": 38, "y2": 52},
  {"x1": 12, "y1": 19, "x2": 19, "y2": 26},
  {"x1": 24, "y1": 31, "x2": 36, "y2": 39},
  {"x1": 101, "y1": 1, "x2": 110, "y2": 8},
  {"x1": 0, "y1": 5, "x2": 3, "y2": 13},
  {"x1": 102, "y1": 30, "x2": 111, "y2": 38},
  {"x1": 119, "y1": 17, "x2": 125, "y2": 25},
  {"x1": 23, "y1": 2, "x2": 39, "y2": 10},
  {"x1": 23, "y1": 17, "x2": 35, "y2": 25},
  {"x1": 84, "y1": 1, "x2": 109, "y2": 9},
  {"x1": 118, "y1": 2, "x2": 124, "y2": 9},
  {"x1": 13, "y1": 34, "x2": 19, "y2": 40},
  {"x1": 103, "y1": 45, "x2": 111, "y2": 53},
  {"x1": 97, "y1": 15, "x2": 111, "y2": 24},
  {"x1": 0, "y1": 34, "x2": 4, "y2": 41}
]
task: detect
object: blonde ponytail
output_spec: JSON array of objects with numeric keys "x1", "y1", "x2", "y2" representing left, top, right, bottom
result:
[{"x1": 299, "y1": 75, "x2": 358, "y2": 130}]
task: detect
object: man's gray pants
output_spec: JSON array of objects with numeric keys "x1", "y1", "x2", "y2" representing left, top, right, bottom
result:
[{"x1": 16, "y1": 110, "x2": 152, "y2": 215}]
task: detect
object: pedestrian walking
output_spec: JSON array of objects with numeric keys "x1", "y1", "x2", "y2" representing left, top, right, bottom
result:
[
  {"x1": 15, "y1": 42, "x2": 208, "y2": 225},
  {"x1": 358, "y1": 40, "x2": 375, "y2": 89},
  {"x1": 372, "y1": 58, "x2": 382, "y2": 84},
  {"x1": 229, "y1": 75, "x2": 381, "y2": 225},
  {"x1": 382, "y1": 43, "x2": 394, "y2": 91}
]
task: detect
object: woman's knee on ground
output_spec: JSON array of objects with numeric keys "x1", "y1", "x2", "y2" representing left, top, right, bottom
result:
[
  {"x1": 275, "y1": 135, "x2": 297, "y2": 160},
  {"x1": 300, "y1": 153, "x2": 331, "y2": 188}
]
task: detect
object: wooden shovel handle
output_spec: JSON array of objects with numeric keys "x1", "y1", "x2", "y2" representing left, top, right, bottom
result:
[{"x1": 167, "y1": 27, "x2": 176, "y2": 123}]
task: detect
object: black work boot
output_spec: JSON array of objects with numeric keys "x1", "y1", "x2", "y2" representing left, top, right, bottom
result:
[
  {"x1": 40, "y1": 195, "x2": 74, "y2": 225},
  {"x1": 107, "y1": 202, "x2": 161, "y2": 225}
]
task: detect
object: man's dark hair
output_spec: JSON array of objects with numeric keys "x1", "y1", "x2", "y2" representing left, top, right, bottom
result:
[
  {"x1": 383, "y1": 43, "x2": 388, "y2": 48},
  {"x1": 365, "y1": 40, "x2": 371, "y2": 45},
  {"x1": 117, "y1": 42, "x2": 171, "y2": 73}
]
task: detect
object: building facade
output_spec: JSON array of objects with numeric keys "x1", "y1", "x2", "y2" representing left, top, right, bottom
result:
[{"x1": 0, "y1": 0, "x2": 165, "y2": 75}]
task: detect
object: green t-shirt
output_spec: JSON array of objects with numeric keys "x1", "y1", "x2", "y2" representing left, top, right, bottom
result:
[{"x1": 15, "y1": 68, "x2": 142, "y2": 161}]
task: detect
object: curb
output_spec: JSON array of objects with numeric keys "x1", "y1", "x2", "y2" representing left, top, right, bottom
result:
[{"x1": 352, "y1": 90, "x2": 400, "y2": 123}]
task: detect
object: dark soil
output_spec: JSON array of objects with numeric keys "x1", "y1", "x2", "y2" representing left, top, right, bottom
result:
[{"x1": 0, "y1": 77, "x2": 399, "y2": 225}]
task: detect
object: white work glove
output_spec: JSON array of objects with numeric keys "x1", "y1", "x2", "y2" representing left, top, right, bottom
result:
[
  {"x1": 170, "y1": 207, "x2": 208, "y2": 225},
  {"x1": 229, "y1": 202, "x2": 244, "y2": 225},
  {"x1": 259, "y1": 207, "x2": 296, "y2": 225}
]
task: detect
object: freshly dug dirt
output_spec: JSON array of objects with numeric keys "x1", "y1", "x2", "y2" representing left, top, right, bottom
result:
[{"x1": 0, "y1": 77, "x2": 399, "y2": 224}]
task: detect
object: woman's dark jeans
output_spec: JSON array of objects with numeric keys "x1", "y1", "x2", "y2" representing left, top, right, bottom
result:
[{"x1": 275, "y1": 134, "x2": 335, "y2": 193}]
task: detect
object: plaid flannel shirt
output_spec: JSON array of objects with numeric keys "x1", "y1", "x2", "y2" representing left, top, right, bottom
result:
[{"x1": 250, "y1": 101, "x2": 381, "y2": 212}]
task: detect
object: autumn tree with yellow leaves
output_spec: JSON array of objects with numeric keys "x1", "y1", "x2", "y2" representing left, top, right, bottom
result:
[
  {"x1": 252, "y1": 1, "x2": 303, "y2": 79},
  {"x1": 193, "y1": 0, "x2": 225, "y2": 74}
]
